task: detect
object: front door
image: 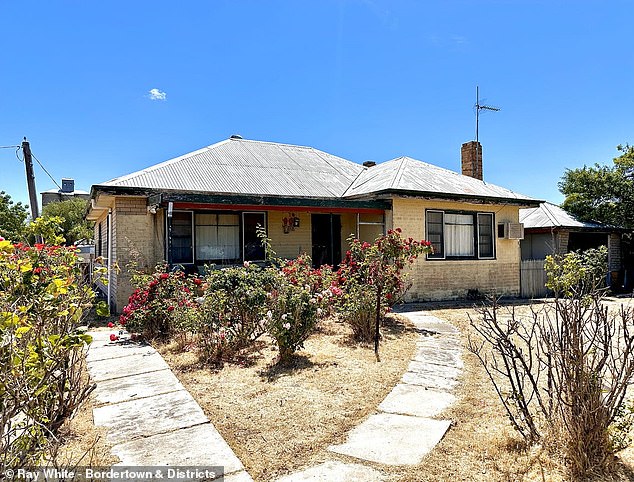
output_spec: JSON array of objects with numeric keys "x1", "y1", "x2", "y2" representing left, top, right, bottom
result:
[{"x1": 311, "y1": 214, "x2": 342, "y2": 267}]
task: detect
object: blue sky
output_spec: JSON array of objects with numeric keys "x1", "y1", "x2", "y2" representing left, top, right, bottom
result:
[{"x1": 2, "y1": 1, "x2": 633, "y2": 208}]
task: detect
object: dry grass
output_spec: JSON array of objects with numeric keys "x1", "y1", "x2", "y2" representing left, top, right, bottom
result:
[
  {"x1": 388, "y1": 299, "x2": 634, "y2": 482},
  {"x1": 57, "y1": 296, "x2": 634, "y2": 481},
  {"x1": 158, "y1": 315, "x2": 418, "y2": 481},
  {"x1": 50, "y1": 363, "x2": 119, "y2": 469}
]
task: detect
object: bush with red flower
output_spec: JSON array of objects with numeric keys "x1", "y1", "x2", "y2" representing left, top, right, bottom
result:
[
  {"x1": 118, "y1": 265, "x2": 198, "y2": 339},
  {"x1": 336, "y1": 229, "x2": 432, "y2": 356}
]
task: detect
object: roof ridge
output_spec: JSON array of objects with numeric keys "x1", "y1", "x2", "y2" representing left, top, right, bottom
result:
[
  {"x1": 541, "y1": 202, "x2": 562, "y2": 226},
  {"x1": 236, "y1": 137, "x2": 314, "y2": 150},
  {"x1": 389, "y1": 157, "x2": 407, "y2": 189}
]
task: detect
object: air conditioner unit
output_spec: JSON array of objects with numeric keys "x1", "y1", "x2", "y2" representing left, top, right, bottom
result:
[{"x1": 498, "y1": 222, "x2": 525, "y2": 240}]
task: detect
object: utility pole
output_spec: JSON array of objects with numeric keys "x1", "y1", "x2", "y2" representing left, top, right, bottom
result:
[{"x1": 22, "y1": 137, "x2": 40, "y2": 220}]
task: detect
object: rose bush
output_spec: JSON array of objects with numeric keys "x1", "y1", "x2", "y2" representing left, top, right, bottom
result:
[
  {"x1": 118, "y1": 266, "x2": 197, "y2": 339},
  {"x1": 336, "y1": 229, "x2": 432, "y2": 355},
  {"x1": 266, "y1": 255, "x2": 335, "y2": 363}
]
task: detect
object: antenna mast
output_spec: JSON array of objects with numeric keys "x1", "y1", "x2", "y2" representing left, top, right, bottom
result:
[{"x1": 475, "y1": 86, "x2": 500, "y2": 142}]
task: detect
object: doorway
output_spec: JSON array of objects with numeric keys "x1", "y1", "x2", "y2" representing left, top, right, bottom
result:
[{"x1": 311, "y1": 214, "x2": 342, "y2": 267}]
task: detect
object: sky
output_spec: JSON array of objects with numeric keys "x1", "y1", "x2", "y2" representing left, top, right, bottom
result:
[{"x1": 1, "y1": 0, "x2": 633, "y2": 209}]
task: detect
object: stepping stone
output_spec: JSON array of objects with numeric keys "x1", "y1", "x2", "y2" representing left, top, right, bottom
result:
[
  {"x1": 87, "y1": 351, "x2": 170, "y2": 382},
  {"x1": 86, "y1": 341, "x2": 155, "y2": 363},
  {"x1": 407, "y1": 360, "x2": 461, "y2": 380},
  {"x1": 416, "y1": 335, "x2": 462, "y2": 352},
  {"x1": 111, "y1": 423, "x2": 245, "y2": 475},
  {"x1": 401, "y1": 366, "x2": 460, "y2": 391},
  {"x1": 413, "y1": 346, "x2": 463, "y2": 369},
  {"x1": 276, "y1": 460, "x2": 386, "y2": 481},
  {"x1": 225, "y1": 471, "x2": 255, "y2": 482},
  {"x1": 405, "y1": 313, "x2": 459, "y2": 335},
  {"x1": 93, "y1": 390, "x2": 208, "y2": 444},
  {"x1": 379, "y1": 384, "x2": 456, "y2": 418},
  {"x1": 328, "y1": 413, "x2": 451, "y2": 465},
  {"x1": 91, "y1": 368, "x2": 183, "y2": 405}
]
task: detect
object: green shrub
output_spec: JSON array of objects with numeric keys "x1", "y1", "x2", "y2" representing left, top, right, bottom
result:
[{"x1": 0, "y1": 240, "x2": 94, "y2": 469}]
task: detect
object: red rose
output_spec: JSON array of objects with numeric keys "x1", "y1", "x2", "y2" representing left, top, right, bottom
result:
[
  {"x1": 109, "y1": 334, "x2": 119, "y2": 342},
  {"x1": 167, "y1": 306, "x2": 175, "y2": 312},
  {"x1": 193, "y1": 278, "x2": 202, "y2": 286},
  {"x1": 107, "y1": 322, "x2": 115, "y2": 328},
  {"x1": 160, "y1": 273, "x2": 169, "y2": 280}
]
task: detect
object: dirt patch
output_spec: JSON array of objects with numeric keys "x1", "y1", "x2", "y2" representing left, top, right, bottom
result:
[{"x1": 158, "y1": 315, "x2": 418, "y2": 481}]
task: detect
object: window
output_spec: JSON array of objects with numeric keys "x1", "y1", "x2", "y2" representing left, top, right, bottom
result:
[
  {"x1": 168, "y1": 210, "x2": 267, "y2": 266},
  {"x1": 195, "y1": 213, "x2": 240, "y2": 263},
  {"x1": 357, "y1": 213, "x2": 385, "y2": 243},
  {"x1": 170, "y1": 211, "x2": 194, "y2": 264},
  {"x1": 478, "y1": 213, "x2": 494, "y2": 258},
  {"x1": 425, "y1": 210, "x2": 494, "y2": 260}
]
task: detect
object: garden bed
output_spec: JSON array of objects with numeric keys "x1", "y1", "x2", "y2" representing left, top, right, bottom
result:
[{"x1": 158, "y1": 314, "x2": 418, "y2": 481}]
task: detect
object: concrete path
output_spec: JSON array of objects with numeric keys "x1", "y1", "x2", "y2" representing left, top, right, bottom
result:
[
  {"x1": 277, "y1": 310, "x2": 462, "y2": 481},
  {"x1": 86, "y1": 330, "x2": 253, "y2": 482}
]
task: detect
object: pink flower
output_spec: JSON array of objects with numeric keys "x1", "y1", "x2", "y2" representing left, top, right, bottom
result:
[
  {"x1": 107, "y1": 322, "x2": 115, "y2": 328},
  {"x1": 167, "y1": 306, "x2": 175, "y2": 312},
  {"x1": 109, "y1": 334, "x2": 119, "y2": 342},
  {"x1": 160, "y1": 273, "x2": 169, "y2": 280},
  {"x1": 243, "y1": 261, "x2": 250, "y2": 268},
  {"x1": 193, "y1": 278, "x2": 202, "y2": 286}
]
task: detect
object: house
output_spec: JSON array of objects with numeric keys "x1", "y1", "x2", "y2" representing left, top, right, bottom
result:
[
  {"x1": 519, "y1": 202, "x2": 624, "y2": 292},
  {"x1": 86, "y1": 136, "x2": 540, "y2": 312}
]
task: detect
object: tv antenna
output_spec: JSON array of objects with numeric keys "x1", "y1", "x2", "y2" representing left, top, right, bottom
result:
[{"x1": 475, "y1": 86, "x2": 500, "y2": 142}]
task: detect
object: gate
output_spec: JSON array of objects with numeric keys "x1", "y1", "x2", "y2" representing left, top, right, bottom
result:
[{"x1": 520, "y1": 259, "x2": 548, "y2": 298}]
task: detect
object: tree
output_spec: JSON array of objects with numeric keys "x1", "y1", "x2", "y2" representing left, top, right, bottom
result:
[
  {"x1": 559, "y1": 144, "x2": 634, "y2": 229},
  {"x1": 0, "y1": 191, "x2": 28, "y2": 242},
  {"x1": 41, "y1": 198, "x2": 93, "y2": 245}
]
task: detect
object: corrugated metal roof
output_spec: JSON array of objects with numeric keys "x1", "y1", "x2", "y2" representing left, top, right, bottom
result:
[
  {"x1": 94, "y1": 138, "x2": 539, "y2": 205},
  {"x1": 344, "y1": 156, "x2": 536, "y2": 203},
  {"x1": 520, "y1": 202, "x2": 607, "y2": 229},
  {"x1": 97, "y1": 138, "x2": 364, "y2": 198}
]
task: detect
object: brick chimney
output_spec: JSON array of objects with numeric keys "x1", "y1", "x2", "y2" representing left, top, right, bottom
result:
[{"x1": 461, "y1": 141, "x2": 483, "y2": 180}]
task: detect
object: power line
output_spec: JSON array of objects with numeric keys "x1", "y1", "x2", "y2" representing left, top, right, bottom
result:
[
  {"x1": 0, "y1": 145, "x2": 20, "y2": 149},
  {"x1": 31, "y1": 152, "x2": 62, "y2": 190}
]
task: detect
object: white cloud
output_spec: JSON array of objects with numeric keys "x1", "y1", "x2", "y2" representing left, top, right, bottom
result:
[{"x1": 148, "y1": 88, "x2": 167, "y2": 101}]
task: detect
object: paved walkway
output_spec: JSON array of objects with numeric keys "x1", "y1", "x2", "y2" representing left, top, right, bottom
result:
[
  {"x1": 276, "y1": 310, "x2": 463, "y2": 481},
  {"x1": 86, "y1": 330, "x2": 253, "y2": 482},
  {"x1": 86, "y1": 309, "x2": 461, "y2": 482}
]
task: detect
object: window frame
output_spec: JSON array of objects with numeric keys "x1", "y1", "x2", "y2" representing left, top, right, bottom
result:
[
  {"x1": 425, "y1": 209, "x2": 495, "y2": 261},
  {"x1": 167, "y1": 209, "x2": 268, "y2": 267},
  {"x1": 170, "y1": 210, "x2": 195, "y2": 265},
  {"x1": 194, "y1": 212, "x2": 242, "y2": 264}
]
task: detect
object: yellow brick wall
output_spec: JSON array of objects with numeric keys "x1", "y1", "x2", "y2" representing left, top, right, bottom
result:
[
  {"x1": 268, "y1": 211, "x2": 312, "y2": 259},
  {"x1": 112, "y1": 197, "x2": 165, "y2": 311},
  {"x1": 389, "y1": 197, "x2": 522, "y2": 301}
]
